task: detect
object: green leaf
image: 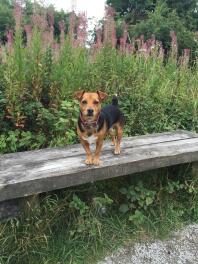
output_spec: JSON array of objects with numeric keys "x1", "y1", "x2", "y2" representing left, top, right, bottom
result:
[
  {"x1": 129, "y1": 210, "x2": 145, "y2": 223},
  {"x1": 119, "y1": 204, "x2": 129, "y2": 214},
  {"x1": 119, "y1": 188, "x2": 127, "y2": 195},
  {"x1": 146, "y1": 197, "x2": 154, "y2": 206}
]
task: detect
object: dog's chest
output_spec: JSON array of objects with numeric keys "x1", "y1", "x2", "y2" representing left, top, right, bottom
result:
[{"x1": 82, "y1": 134, "x2": 98, "y2": 144}]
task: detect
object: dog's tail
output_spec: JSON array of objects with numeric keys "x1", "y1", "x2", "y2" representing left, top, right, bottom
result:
[{"x1": 112, "y1": 95, "x2": 118, "y2": 106}]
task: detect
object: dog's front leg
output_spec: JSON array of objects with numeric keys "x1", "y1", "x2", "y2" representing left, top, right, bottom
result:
[
  {"x1": 81, "y1": 139, "x2": 93, "y2": 165},
  {"x1": 93, "y1": 137, "x2": 104, "y2": 166}
]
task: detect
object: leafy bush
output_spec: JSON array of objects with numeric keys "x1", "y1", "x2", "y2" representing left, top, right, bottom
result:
[{"x1": 0, "y1": 3, "x2": 197, "y2": 154}]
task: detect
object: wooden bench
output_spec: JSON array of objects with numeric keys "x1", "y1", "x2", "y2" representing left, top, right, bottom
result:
[{"x1": 0, "y1": 130, "x2": 198, "y2": 220}]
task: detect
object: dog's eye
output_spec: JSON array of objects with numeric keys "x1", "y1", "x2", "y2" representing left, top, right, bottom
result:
[
  {"x1": 93, "y1": 101, "x2": 99, "y2": 105},
  {"x1": 81, "y1": 100, "x2": 87, "y2": 104}
]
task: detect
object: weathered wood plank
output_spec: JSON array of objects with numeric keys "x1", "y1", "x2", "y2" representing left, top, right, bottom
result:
[
  {"x1": 0, "y1": 130, "x2": 196, "y2": 168},
  {"x1": 2, "y1": 136, "x2": 198, "y2": 177},
  {"x1": 0, "y1": 133, "x2": 197, "y2": 202}
]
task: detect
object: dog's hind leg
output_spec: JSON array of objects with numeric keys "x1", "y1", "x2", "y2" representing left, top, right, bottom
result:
[
  {"x1": 114, "y1": 123, "x2": 123, "y2": 155},
  {"x1": 109, "y1": 128, "x2": 115, "y2": 146}
]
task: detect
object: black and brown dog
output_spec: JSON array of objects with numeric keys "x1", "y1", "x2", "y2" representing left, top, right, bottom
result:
[{"x1": 75, "y1": 90, "x2": 124, "y2": 165}]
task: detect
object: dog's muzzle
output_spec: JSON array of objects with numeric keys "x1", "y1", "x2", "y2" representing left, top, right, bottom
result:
[{"x1": 87, "y1": 109, "x2": 94, "y2": 116}]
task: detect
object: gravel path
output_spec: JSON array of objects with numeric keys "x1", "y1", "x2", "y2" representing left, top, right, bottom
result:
[{"x1": 98, "y1": 224, "x2": 198, "y2": 264}]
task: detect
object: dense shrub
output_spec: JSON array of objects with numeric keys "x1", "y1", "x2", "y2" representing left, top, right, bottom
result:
[{"x1": 0, "y1": 3, "x2": 197, "y2": 154}]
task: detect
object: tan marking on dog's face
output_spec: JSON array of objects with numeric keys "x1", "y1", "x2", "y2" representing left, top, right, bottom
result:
[
  {"x1": 74, "y1": 91, "x2": 107, "y2": 121},
  {"x1": 79, "y1": 92, "x2": 102, "y2": 121}
]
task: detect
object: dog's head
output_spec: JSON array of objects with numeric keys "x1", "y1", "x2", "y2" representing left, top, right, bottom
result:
[{"x1": 74, "y1": 90, "x2": 108, "y2": 121}]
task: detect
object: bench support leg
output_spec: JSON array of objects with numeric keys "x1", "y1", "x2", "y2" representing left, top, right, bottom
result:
[
  {"x1": 19, "y1": 194, "x2": 40, "y2": 217},
  {"x1": 0, "y1": 199, "x2": 20, "y2": 222}
]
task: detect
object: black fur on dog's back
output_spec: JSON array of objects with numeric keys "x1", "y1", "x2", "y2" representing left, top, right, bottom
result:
[{"x1": 97, "y1": 96, "x2": 125, "y2": 131}]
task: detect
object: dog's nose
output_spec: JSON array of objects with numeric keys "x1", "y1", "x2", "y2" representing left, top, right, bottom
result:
[{"x1": 87, "y1": 109, "x2": 94, "y2": 116}]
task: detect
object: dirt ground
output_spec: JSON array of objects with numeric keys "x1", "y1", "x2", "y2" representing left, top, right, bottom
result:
[{"x1": 98, "y1": 224, "x2": 198, "y2": 264}]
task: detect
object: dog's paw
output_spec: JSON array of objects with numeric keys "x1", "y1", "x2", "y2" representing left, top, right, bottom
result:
[
  {"x1": 92, "y1": 157, "x2": 100, "y2": 166},
  {"x1": 85, "y1": 157, "x2": 93, "y2": 165},
  {"x1": 114, "y1": 148, "x2": 121, "y2": 155}
]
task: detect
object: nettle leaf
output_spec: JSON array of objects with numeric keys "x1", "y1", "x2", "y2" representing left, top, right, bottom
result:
[
  {"x1": 129, "y1": 190, "x2": 136, "y2": 196},
  {"x1": 140, "y1": 194, "x2": 145, "y2": 199},
  {"x1": 146, "y1": 197, "x2": 154, "y2": 206},
  {"x1": 130, "y1": 196, "x2": 137, "y2": 202},
  {"x1": 129, "y1": 203, "x2": 136, "y2": 209},
  {"x1": 119, "y1": 188, "x2": 127, "y2": 194},
  {"x1": 119, "y1": 204, "x2": 129, "y2": 214},
  {"x1": 129, "y1": 210, "x2": 145, "y2": 223},
  {"x1": 138, "y1": 200, "x2": 144, "y2": 207}
]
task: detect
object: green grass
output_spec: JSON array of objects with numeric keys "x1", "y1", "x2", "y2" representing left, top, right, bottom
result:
[{"x1": 0, "y1": 165, "x2": 197, "y2": 264}]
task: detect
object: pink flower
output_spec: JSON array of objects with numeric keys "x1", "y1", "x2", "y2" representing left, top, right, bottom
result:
[
  {"x1": 105, "y1": 5, "x2": 115, "y2": 17},
  {"x1": 48, "y1": 12, "x2": 54, "y2": 28},
  {"x1": 24, "y1": 25, "x2": 32, "y2": 46},
  {"x1": 170, "y1": 31, "x2": 178, "y2": 58},
  {"x1": 104, "y1": 6, "x2": 116, "y2": 47},
  {"x1": 53, "y1": 43, "x2": 60, "y2": 60},
  {"x1": 179, "y1": 48, "x2": 190, "y2": 67},
  {"x1": 119, "y1": 37, "x2": 124, "y2": 52},
  {"x1": 111, "y1": 23, "x2": 117, "y2": 48},
  {"x1": 7, "y1": 30, "x2": 14, "y2": 53},
  {"x1": 158, "y1": 43, "x2": 164, "y2": 60},
  {"x1": 120, "y1": 22, "x2": 128, "y2": 52},
  {"x1": 42, "y1": 31, "x2": 53, "y2": 48},
  {"x1": 139, "y1": 42, "x2": 150, "y2": 58},
  {"x1": 49, "y1": 27, "x2": 54, "y2": 46},
  {"x1": 96, "y1": 28, "x2": 102, "y2": 50},
  {"x1": 170, "y1": 31, "x2": 177, "y2": 45},
  {"x1": 184, "y1": 48, "x2": 190, "y2": 57},
  {"x1": 140, "y1": 34, "x2": 144, "y2": 46},
  {"x1": 151, "y1": 34, "x2": 156, "y2": 46},
  {"x1": 77, "y1": 12, "x2": 88, "y2": 47},
  {"x1": 91, "y1": 28, "x2": 103, "y2": 59},
  {"x1": 69, "y1": 11, "x2": 76, "y2": 42},
  {"x1": 126, "y1": 43, "x2": 134, "y2": 54},
  {"x1": 31, "y1": 14, "x2": 48, "y2": 31},
  {"x1": 59, "y1": 21, "x2": 65, "y2": 47},
  {"x1": 73, "y1": 39, "x2": 80, "y2": 48},
  {"x1": 13, "y1": 2, "x2": 22, "y2": 31}
]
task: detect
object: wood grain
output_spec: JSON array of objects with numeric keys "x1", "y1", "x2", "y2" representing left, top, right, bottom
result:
[{"x1": 0, "y1": 130, "x2": 197, "y2": 202}]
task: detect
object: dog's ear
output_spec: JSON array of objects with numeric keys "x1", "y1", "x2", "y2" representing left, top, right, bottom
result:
[
  {"x1": 74, "y1": 90, "x2": 85, "y2": 101},
  {"x1": 97, "y1": 91, "x2": 108, "y2": 101}
]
